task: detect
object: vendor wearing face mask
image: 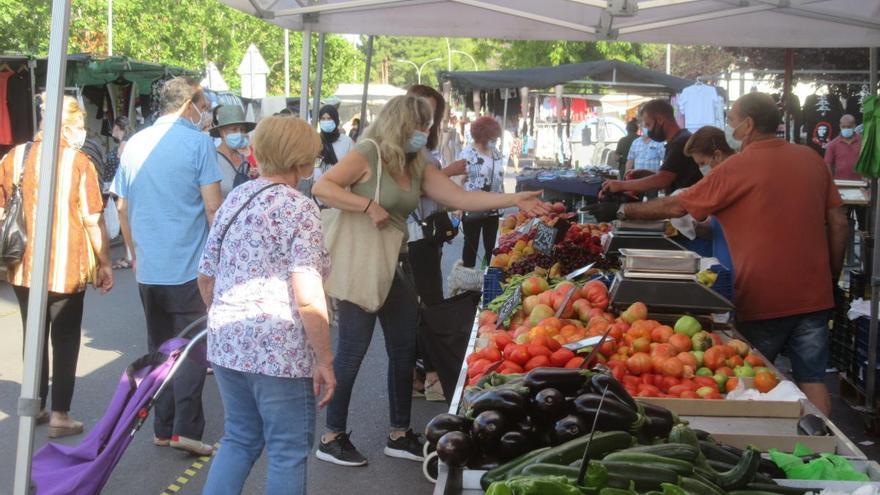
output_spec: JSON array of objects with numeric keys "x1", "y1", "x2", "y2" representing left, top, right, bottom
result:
[
  {"x1": 824, "y1": 114, "x2": 862, "y2": 181},
  {"x1": 602, "y1": 99, "x2": 702, "y2": 197},
  {"x1": 210, "y1": 105, "x2": 256, "y2": 198},
  {"x1": 615, "y1": 93, "x2": 849, "y2": 417}
]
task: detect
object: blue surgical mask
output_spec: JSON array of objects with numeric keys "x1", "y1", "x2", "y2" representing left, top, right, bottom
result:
[
  {"x1": 841, "y1": 128, "x2": 854, "y2": 139},
  {"x1": 642, "y1": 127, "x2": 650, "y2": 136},
  {"x1": 406, "y1": 130, "x2": 429, "y2": 153},
  {"x1": 319, "y1": 120, "x2": 337, "y2": 133},
  {"x1": 225, "y1": 132, "x2": 249, "y2": 150}
]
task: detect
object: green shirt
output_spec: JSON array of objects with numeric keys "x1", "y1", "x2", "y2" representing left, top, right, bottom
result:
[{"x1": 350, "y1": 140, "x2": 426, "y2": 241}]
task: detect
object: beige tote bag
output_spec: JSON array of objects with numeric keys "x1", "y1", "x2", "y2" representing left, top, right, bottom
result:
[{"x1": 321, "y1": 139, "x2": 405, "y2": 313}]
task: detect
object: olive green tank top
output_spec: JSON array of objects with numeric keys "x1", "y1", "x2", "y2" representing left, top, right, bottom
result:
[{"x1": 350, "y1": 140, "x2": 425, "y2": 244}]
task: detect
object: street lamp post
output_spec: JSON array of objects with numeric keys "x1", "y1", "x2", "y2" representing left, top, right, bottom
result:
[
  {"x1": 396, "y1": 57, "x2": 442, "y2": 85},
  {"x1": 449, "y1": 50, "x2": 478, "y2": 71}
]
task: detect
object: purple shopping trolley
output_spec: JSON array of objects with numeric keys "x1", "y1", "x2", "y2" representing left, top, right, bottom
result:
[{"x1": 30, "y1": 316, "x2": 208, "y2": 495}]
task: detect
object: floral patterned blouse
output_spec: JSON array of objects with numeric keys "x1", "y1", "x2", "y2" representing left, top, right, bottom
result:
[{"x1": 198, "y1": 178, "x2": 330, "y2": 378}]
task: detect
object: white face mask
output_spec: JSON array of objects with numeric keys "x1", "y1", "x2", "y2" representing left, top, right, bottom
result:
[
  {"x1": 699, "y1": 164, "x2": 713, "y2": 176},
  {"x1": 724, "y1": 121, "x2": 745, "y2": 151}
]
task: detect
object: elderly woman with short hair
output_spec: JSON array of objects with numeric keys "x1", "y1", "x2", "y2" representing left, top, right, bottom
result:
[{"x1": 199, "y1": 116, "x2": 336, "y2": 495}]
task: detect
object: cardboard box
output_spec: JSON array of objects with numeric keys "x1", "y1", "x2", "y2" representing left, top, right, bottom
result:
[
  {"x1": 710, "y1": 433, "x2": 838, "y2": 453},
  {"x1": 637, "y1": 396, "x2": 803, "y2": 418}
]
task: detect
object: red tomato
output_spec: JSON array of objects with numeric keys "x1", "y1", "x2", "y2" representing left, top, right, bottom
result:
[
  {"x1": 599, "y1": 340, "x2": 616, "y2": 356},
  {"x1": 483, "y1": 347, "x2": 502, "y2": 362},
  {"x1": 650, "y1": 325, "x2": 674, "y2": 343},
  {"x1": 715, "y1": 366, "x2": 735, "y2": 377},
  {"x1": 626, "y1": 352, "x2": 653, "y2": 375},
  {"x1": 466, "y1": 351, "x2": 482, "y2": 366},
  {"x1": 527, "y1": 344, "x2": 553, "y2": 359},
  {"x1": 667, "y1": 384, "x2": 692, "y2": 397},
  {"x1": 726, "y1": 355, "x2": 744, "y2": 368},
  {"x1": 467, "y1": 358, "x2": 492, "y2": 378},
  {"x1": 610, "y1": 364, "x2": 626, "y2": 382},
  {"x1": 545, "y1": 337, "x2": 562, "y2": 352},
  {"x1": 564, "y1": 356, "x2": 586, "y2": 369},
  {"x1": 705, "y1": 391, "x2": 723, "y2": 400},
  {"x1": 501, "y1": 360, "x2": 523, "y2": 374},
  {"x1": 550, "y1": 348, "x2": 576, "y2": 367},
  {"x1": 651, "y1": 343, "x2": 677, "y2": 358},
  {"x1": 625, "y1": 385, "x2": 638, "y2": 396},
  {"x1": 668, "y1": 333, "x2": 693, "y2": 353},
  {"x1": 636, "y1": 386, "x2": 660, "y2": 398},
  {"x1": 637, "y1": 383, "x2": 661, "y2": 395},
  {"x1": 660, "y1": 357, "x2": 684, "y2": 378},
  {"x1": 660, "y1": 376, "x2": 680, "y2": 392},
  {"x1": 693, "y1": 376, "x2": 719, "y2": 390},
  {"x1": 679, "y1": 390, "x2": 700, "y2": 399},
  {"x1": 502, "y1": 342, "x2": 518, "y2": 358},
  {"x1": 676, "y1": 352, "x2": 698, "y2": 369},
  {"x1": 508, "y1": 347, "x2": 531, "y2": 367},
  {"x1": 493, "y1": 333, "x2": 513, "y2": 349},
  {"x1": 679, "y1": 378, "x2": 697, "y2": 390},
  {"x1": 622, "y1": 375, "x2": 641, "y2": 388},
  {"x1": 640, "y1": 373, "x2": 657, "y2": 386},
  {"x1": 524, "y1": 355, "x2": 550, "y2": 371}
]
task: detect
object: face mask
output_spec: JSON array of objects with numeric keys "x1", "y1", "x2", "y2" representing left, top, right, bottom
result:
[
  {"x1": 841, "y1": 128, "x2": 854, "y2": 139},
  {"x1": 488, "y1": 139, "x2": 498, "y2": 149},
  {"x1": 319, "y1": 120, "x2": 337, "y2": 133},
  {"x1": 224, "y1": 132, "x2": 249, "y2": 150},
  {"x1": 188, "y1": 102, "x2": 202, "y2": 127},
  {"x1": 642, "y1": 127, "x2": 650, "y2": 137},
  {"x1": 725, "y1": 121, "x2": 745, "y2": 151},
  {"x1": 647, "y1": 120, "x2": 666, "y2": 142},
  {"x1": 699, "y1": 164, "x2": 713, "y2": 176},
  {"x1": 64, "y1": 127, "x2": 87, "y2": 149},
  {"x1": 406, "y1": 130, "x2": 429, "y2": 153}
]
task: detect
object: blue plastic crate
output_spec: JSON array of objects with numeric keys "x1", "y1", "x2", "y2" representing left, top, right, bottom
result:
[{"x1": 482, "y1": 267, "x2": 505, "y2": 307}]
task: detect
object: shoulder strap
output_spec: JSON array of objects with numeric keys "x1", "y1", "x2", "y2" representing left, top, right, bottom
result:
[
  {"x1": 218, "y1": 151, "x2": 247, "y2": 174},
  {"x1": 216, "y1": 182, "x2": 284, "y2": 261},
  {"x1": 360, "y1": 138, "x2": 383, "y2": 201},
  {"x1": 13, "y1": 142, "x2": 33, "y2": 186}
]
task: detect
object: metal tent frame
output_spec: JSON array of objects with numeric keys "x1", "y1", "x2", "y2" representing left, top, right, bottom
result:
[{"x1": 15, "y1": 1, "x2": 880, "y2": 493}]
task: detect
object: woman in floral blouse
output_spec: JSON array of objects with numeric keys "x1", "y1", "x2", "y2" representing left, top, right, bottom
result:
[{"x1": 198, "y1": 116, "x2": 335, "y2": 495}]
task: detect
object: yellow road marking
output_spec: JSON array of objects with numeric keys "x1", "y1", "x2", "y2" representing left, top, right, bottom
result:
[{"x1": 158, "y1": 442, "x2": 220, "y2": 494}]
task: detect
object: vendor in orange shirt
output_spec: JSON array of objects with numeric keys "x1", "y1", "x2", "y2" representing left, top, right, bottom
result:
[{"x1": 614, "y1": 92, "x2": 849, "y2": 415}]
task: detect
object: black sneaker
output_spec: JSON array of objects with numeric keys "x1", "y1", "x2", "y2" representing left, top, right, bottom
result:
[
  {"x1": 316, "y1": 432, "x2": 367, "y2": 467},
  {"x1": 384, "y1": 429, "x2": 425, "y2": 461}
]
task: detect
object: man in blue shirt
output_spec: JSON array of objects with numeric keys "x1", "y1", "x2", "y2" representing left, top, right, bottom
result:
[
  {"x1": 626, "y1": 126, "x2": 665, "y2": 173},
  {"x1": 112, "y1": 76, "x2": 222, "y2": 456}
]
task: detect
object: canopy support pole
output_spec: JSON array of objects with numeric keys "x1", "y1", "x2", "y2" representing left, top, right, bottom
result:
[
  {"x1": 865, "y1": 46, "x2": 879, "y2": 415},
  {"x1": 501, "y1": 89, "x2": 509, "y2": 157},
  {"x1": 783, "y1": 48, "x2": 793, "y2": 141},
  {"x1": 300, "y1": 28, "x2": 311, "y2": 119},
  {"x1": 13, "y1": 0, "x2": 71, "y2": 493},
  {"x1": 555, "y1": 84, "x2": 563, "y2": 164},
  {"x1": 358, "y1": 35, "x2": 374, "y2": 139},
  {"x1": 284, "y1": 29, "x2": 290, "y2": 97},
  {"x1": 312, "y1": 32, "x2": 326, "y2": 124}
]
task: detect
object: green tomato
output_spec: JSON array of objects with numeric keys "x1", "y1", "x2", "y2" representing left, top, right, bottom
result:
[
  {"x1": 692, "y1": 350, "x2": 705, "y2": 368},
  {"x1": 674, "y1": 315, "x2": 702, "y2": 338},
  {"x1": 753, "y1": 367, "x2": 771, "y2": 375},
  {"x1": 734, "y1": 364, "x2": 755, "y2": 378},
  {"x1": 696, "y1": 367, "x2": 714, "y2": 377},
  {"x1": 695, "y1": 386, "x2": 715, "y2": 398},
  {"x1": 713, "y1": 372, "x2": 728, "y2": 388}
]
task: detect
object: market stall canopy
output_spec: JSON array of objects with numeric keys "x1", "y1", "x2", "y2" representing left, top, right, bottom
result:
[
  {"x1": 438, "y1": 60, "x2": 693, "y2": 94},
  {"x1": 64, "y1": 54, "x2": 195, "y2": 95},
  {"x1": 218, "y1": 0, "x2": 880, "y2": 48},
  {"x1": 332, "y1": 82, "x2": 406, "y2": 122}
]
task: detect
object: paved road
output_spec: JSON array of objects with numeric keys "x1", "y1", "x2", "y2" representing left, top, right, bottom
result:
[{"x1": 0, "y1": 201, "x2": 501, "y2": 495}]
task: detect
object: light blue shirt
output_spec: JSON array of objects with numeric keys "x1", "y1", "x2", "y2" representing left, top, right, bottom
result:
[
  {"x1": 111, "y1": 115, "x2": 222, "y2": 285},
  {"x1": 627, "y1": 137, "x2": 666, "y2": 172}
]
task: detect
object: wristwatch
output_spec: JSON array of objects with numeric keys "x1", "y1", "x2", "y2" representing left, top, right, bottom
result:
[{"x1": 616, "y1": 204, "x2": 627, "y2": 221}]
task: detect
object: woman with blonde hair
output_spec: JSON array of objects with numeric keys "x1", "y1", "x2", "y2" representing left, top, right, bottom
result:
[
  {"x1": 199, "y1": 116, "x2": 335, "y2": 494},
  {"x1": 313, "y1": 94, "x2": 548, "y2": 466},
  {"x1": 0, "y1": 95, "x2": 114, "y2": 438}
]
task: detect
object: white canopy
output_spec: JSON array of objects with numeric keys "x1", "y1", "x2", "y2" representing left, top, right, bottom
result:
[{"x1": 220, "y1": 0, "x2": 880, "y2": 47}]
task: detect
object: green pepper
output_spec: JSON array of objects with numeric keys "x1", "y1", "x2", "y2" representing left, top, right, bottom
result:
[{"x1": 487, "y1": 475, "x2": 585, "y2": 495}]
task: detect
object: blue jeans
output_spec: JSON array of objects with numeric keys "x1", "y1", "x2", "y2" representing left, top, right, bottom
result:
[
  {"x1": 325, "y1": 268, "x2": 418, "y2": 433},
  {"x1": 737, "y1": 310, "x2": 830, "y2": 383},
  {"x1": 203, "y1": 366, "x2": 315, "y2": 495}
]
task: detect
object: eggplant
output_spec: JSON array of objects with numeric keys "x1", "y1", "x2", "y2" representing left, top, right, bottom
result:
[
  {"x1": 436, "y1": 431, "x2": 473, "y2": 468},
  {"x1": 640, "y1": 401, "x2": 676, "y2": 438},
  {"x1": 498, "y1": 431, "x2": 532, "y2": 461},
  {"x1": 590, "y1": 373, "x2": 638, "y2": 410},
  {"x1": 513, "y1": 415, "x2": 538, "y2": 438},
  {"x1": 471, "y1": 410, "x2": 508, "y2": 448},
  {"x1": 552, "y1": 414, "x2": 587, "y2": 445},
  {"x1": 468, "y1": 454, "x2": 501, "y2": 470},
  {"x1": 531, "y1": 387, "x2": 569, "y2": 421},
  {"x1": 467, "y1": 388, "x2": 525, "y2": 418},
  {"x1": 523, "y1": 368, "x2": 591, "y2": 396},
  {"x1": 693, "y1": 429, "x2": 713, "y2": 441},
  {"x1": 572, "y1": 394, "x2": 639, "y2": 431},
  {"x1": 425, "y1": 413, "x2": 471, "y2": 446}
]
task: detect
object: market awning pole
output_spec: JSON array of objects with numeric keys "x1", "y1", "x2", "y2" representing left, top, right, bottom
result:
[
  {"x1": 300, "y1": 28, "x2": 311, "y2": 120},
  {"x1": 783, "y1": 49, "x2": 793, "y2": 141},
  {"x1": 358, "y1": 35, "x2": 374, "y2": 139},
  {"x1": 284, "y1": 29, "x2": 290, "y2": 97},
  {"x1": 865, "y1": 46, "x2": 879, "y2": 414},
  {"x1": 13, "y1": 0, "x2": 71, "y2": 493},
  {"x1": 501, "y1": 89, "x2": 509, "y2": 156},
  {"x1": 311, "y1": 32, "x2": 325, "y2": 124}
]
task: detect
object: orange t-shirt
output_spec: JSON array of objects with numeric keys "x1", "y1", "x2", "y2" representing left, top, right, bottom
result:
[{"x1": 677, "y1": 139, "x2": 842, "y2": 322}]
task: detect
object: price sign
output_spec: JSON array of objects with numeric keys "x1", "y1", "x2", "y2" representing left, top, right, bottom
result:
[
  {"x1": 533, "y1": 222, "x2": 557, "y2": 255},
  {"x1": 496, "y1": 283, "x2": 523, "y2": 328}
]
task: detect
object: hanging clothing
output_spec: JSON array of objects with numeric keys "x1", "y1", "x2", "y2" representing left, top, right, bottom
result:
[
  {"x1": 802, "y1": 94, "x2": 843, "y2": 156},
  {"x1": 7, "y1": 68, "x2": 34, "y2": 144},
  {"x1": 677, "y1": 84, "x2": 723, "y2": 132},
  {"x1": 0, "y1": 71, "x2": 14, "y2": 145}
]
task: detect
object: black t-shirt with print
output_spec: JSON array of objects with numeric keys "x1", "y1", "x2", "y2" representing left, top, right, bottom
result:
[{"x1": 658, "y1": 129, "x2": 702, "y2": 195}]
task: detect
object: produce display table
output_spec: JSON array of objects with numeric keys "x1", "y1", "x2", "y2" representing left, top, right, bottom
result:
[
  {"x1": 432, "y1": 319, "x2": 872, "y2": 495},
  {"x1": 431, "y1": 219, "x2": 872, "y2": 495}
]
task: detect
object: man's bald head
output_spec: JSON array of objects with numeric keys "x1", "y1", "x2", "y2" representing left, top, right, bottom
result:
[{"x1": 840, "y1": 114, "x2": 856, "y2": 128}]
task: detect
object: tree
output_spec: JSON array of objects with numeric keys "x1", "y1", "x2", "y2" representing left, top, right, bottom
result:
[
  {"x1": 0, "y1": 0, "x2": 362, "y2": 96},
  {"x1": 644, "y1": 45, "x2": 737, "y2": 80},
  {"x1": 729, "y1": 47, "x2": 870, "y2": 97},
  {"x1": 362, "y1": 36, "x2": 489, "y2": 88},
  {"x1": 495, "y1": 40, "x2": 654, "y2": 68}
]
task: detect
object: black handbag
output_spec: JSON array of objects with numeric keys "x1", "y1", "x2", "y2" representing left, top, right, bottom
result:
[
  {"x1": 410, "y1": 210, "x2": 458, "y2": 244},
  {"x1": 0, "y1": 143, "x2": 32, "y2": 267}
]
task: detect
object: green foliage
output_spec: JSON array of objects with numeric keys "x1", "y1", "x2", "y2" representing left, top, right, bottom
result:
[
  {"x1": 497, "y1": 40, "x2": 654, "y2": 68},
  {"x1": 363, "y1": 36, "x2": 488, "y2": 88},
  {"x1": 0, "y1": 0, "x2": 362, "y2": 96}
]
